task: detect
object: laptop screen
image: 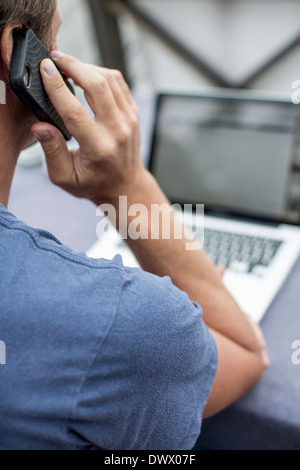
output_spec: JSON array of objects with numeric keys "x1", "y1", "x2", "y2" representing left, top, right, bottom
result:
[{"x1": 150, "y1": 93, "x2": 300, "y2": 225}]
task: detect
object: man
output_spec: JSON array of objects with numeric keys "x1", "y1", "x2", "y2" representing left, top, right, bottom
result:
[{"x1": 0, "y1": 0, "x2": 269, "y2": 450}]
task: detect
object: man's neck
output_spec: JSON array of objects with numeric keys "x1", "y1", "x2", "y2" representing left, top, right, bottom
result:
[
  {"x1": 0, "y1": 118, "x2": 23, "y2": 208},
  {"x1": 0, "y1": 89, "x2": 34, "y2": 208}
]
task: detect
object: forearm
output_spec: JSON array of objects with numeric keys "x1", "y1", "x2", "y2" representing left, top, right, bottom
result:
[{"x1": 104, "y1": 169, "x2": 262, "y2": 354}]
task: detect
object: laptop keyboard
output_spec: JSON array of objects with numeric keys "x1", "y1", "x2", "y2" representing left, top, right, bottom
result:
[{"x1": 199, "y1": 228, "x2": 283, "y2": 274}]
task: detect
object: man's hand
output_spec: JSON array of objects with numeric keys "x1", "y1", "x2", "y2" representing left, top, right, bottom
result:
[{"x1": 31, "y1": 53, "x2": 145, "y2": 205}]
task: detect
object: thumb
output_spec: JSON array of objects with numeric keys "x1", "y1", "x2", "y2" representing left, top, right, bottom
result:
[{"x1": 31, "y1": 123, "x2": 75, "y2": 187}]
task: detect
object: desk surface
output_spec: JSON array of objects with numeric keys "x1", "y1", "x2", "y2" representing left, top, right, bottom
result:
[{"x1": 8, "y1": 95, "x2": 300, "y2": 450}]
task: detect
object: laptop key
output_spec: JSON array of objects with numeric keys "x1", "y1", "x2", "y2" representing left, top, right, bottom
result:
[
  {"x1": 199, "y1": 226, "x2": 283, "y2": 272},
  {"x1": 251, "y1": 265, "x2": 270, "y2": 278},
  {"x1": 229, "y1": 261, "x2": 250, "y2": 274}
]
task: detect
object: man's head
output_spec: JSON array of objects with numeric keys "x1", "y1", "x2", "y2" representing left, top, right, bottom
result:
[
  {"x1": 0, "y1": 1, "x2": 57, "y2": 47},
  {"x1": 0, "y1": 0, "x2": 59, "y2": 151}
]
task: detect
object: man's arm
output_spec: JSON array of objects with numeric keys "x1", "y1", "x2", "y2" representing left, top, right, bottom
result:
[
  {"x1": 31, "y1": 54, "x2": 269, "y2": 418},
  {"x1": 111, "y1": 169, "x2": 268, "y2": 355},
  {"x1": 107, "y1": 167, "x2": 269, "y2": 419}
]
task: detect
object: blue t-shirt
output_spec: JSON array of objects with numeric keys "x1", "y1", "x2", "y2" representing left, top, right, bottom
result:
[{"x1": 0, "y1": 204, "x2": 218, "y2": 450}]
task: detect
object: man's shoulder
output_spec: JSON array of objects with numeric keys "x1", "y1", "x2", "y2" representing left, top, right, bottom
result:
[
  {"x1": 73, "y1": 266, "x2": 217, "y2": 450},
  {"x1": 111, "y1": 266, "x2": 209, "y2": 369},
  {"x1": 0, "y1": 204, "x2": 126, "y2": 275},
  {"x1": 0, "y1": 205, "x2": 203, "y2": 329},
  {"x1": 0, "y1": 205, "x2": 209, "y2": 352},
  {"x1": 0, "y1": 206, "x2": 189, "y2": 329},
  {"x1": 0, "y1": 207, "x2": 129, "y2": 337}
]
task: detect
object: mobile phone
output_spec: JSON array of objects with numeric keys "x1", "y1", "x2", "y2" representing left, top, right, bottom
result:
[{"x1": 9, "y1": 28, "x2": 75, "y2": 141}]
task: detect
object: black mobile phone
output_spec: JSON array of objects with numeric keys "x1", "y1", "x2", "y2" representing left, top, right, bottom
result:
[{"x1": 9, "y1": 28, "x2": 75, "y2": 141}]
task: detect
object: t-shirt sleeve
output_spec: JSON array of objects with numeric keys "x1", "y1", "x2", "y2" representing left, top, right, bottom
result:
[{"x1": 70, "y1": 268, "x2": 218, "y2": 450}]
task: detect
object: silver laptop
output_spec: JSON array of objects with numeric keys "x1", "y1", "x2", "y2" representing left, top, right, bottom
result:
[{"x1": 87, "y1": 90, "x2": 300, "y2": 323}]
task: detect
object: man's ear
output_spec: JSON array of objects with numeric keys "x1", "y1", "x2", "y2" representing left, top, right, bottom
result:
[{"x1": 0, "y1": 24, "x2": 22, "y2": 78}]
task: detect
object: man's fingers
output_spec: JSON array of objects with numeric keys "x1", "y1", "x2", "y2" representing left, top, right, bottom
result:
[
  {"x1": 31, "y1": 123, "x2": 76, "y2": 188},
  {"x1": 89, "y1": 65, "x2": 136, "y2": 110},
  {"x1": 40, "y1": 59, "x2": 96, "y2": 145},
  {"x1": 49, "y1": 55, "x2": 119, "y2": 119}
]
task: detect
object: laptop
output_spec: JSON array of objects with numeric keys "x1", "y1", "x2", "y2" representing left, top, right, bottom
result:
[{"x1": 87, "y1": 90, "x2": 300, "y2": 323}]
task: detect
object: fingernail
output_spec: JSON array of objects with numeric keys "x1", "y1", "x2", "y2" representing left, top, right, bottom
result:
[
  {"x1": 33, "y1": 131, "x2": 51, "y2": 141},
  {"x1": 41, "y1": 59, "x2": 58, "y2": 77},
  {"x1": 51, "y1": 50, "x2": 65, "y2": 59}
]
